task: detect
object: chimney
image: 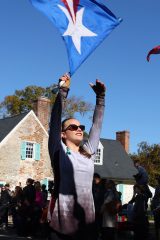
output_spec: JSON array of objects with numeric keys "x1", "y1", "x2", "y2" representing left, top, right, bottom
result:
[
  {"x1": 32, "y1": 97, "x2": 51, "y2": 132},
  {"x1": 116, "y1": 131, "x2": 130, "y2": 153}
]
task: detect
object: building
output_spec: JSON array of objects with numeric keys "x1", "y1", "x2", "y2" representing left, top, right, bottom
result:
[{"x1": 0, "y1": 97, "x2": 53, "y2": 187}]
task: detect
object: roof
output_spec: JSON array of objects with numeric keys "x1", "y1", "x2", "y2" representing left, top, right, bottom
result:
[
  {"x1": 0, "y1": 112, "x2": 29, "y2": 142},
  {"x1": 94, "y1": 138, "x2": 138, "y2": 182}
]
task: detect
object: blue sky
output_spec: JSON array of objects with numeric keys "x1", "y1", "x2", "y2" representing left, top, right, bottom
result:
[{"x1": 0, "y1": 0, "x2": 160, "y2": 153}]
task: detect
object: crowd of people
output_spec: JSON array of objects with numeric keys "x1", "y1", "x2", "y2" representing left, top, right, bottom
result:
[
  {"x1": 0, "y1": 168, "x2": 160, "y2": 240},
  {"x1": 0, "y1": 179, "x2": 49, "y2": 238}
]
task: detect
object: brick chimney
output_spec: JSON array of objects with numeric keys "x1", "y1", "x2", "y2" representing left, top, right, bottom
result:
[
  {"x1": 116, "y1": 131, "x2": 130, "y2": 153},
  {"x1": 32, "y1": 97, "x2": 51, "y2": 132}
]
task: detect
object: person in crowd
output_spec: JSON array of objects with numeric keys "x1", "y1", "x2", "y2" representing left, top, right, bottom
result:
[
  {"x1": 0, "y1": 183, "x2": 12, "y2": 229},
  {"x1": 133, "y1": 160, "x2": 148, "y2": 185},
  {"x1": 23, "y1": 178, "x2": 36, "y2": 206},
  {"x1": 133, "y1": 160, "x2": 152, "y2": 208},
  {"x1": 10, "y1": 186, "x2": 24, "y2": 229},
  {"x1": 20, "y1": 178, "x2": 36, "y2": 236},
  {"x1": 48, "y1": 73, "x2": 106, "y2": 240},
  {"x1": 34, "y1": 181, "x2": 44, "y2": 208},
  {"x1": 33, "y1": 181, "x2": 44, "y2": 237},
  {"x1": 92, "y1": 173, "x2": 105, "y2": 240},
  {"x1": 101, "y1": 179, "x2": 121, "y2": 240},
  {"x1": 41, "y1": 184, "x2": 48, "y2": 208},
  {"x1": 129, "y1": 184, "x2": 149, "y2": 240},
  {"x1": 151, "y1": 176, "x2": 160, "y2": 240}
]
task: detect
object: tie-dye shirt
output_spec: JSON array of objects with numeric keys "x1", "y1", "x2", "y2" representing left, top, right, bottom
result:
[{"x1": 48, "y1": 87, "x2": 105, "y2": 235}]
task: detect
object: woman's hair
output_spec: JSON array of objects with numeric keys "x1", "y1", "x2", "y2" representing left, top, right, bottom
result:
[
  {"x1": 15, "y1": 186, "x2": 23, "y2": 196},
  {"x1": 105, "y1": 179, "x2": 116, "y2": 190},
  {"x1": 34, "y1": 181, "x2": 41, "y2": 191},
  {"x1": 61, "y1": 118, "x2": 74, "y2": 131},
  {"x1": 61, "y1": 118, "x2": 92, "y2": 159}
]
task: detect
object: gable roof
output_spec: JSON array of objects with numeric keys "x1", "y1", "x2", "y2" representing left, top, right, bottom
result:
[
  {"x1": 94, "y1": 138, "x2": 137, "y2": 182},
  {"x1": 0, "y1": 112, "x2": 29, "y2": 143},
  {"x1": 0, "y1": 110, "x2": 48, "y2": 145}
]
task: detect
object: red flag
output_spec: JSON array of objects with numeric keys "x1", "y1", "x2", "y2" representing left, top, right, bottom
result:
[{"x1": 147, "y1": 45, "x2": 160, "y2": 62}]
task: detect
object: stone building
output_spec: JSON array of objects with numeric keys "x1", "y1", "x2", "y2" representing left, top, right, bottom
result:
[{"x1": 0, "y1": 97, "x2": 53, "y2": 188}]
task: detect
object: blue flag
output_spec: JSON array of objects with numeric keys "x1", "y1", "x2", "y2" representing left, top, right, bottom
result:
[{"x1": 30, "y1": 0, "x2": 121, "y2": 76}]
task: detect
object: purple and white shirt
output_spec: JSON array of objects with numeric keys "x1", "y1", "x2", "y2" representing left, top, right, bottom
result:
[{"x1": 48, "y1": 88, "x2": 105, "y2": 235}]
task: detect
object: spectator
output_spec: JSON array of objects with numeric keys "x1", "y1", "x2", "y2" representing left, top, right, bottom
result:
[
  {"x1": 133, "y1": 161, "x2": 152, "y2": 208},
  {"x1": 10, "y1": 186, "x2": 24, "y2": 229},
  {"x1": 23, "y1": 178, "x2": 36, "y2": 206},
  {"x1": 0, "y1": 183, "x2": 12, "y2": 229},
  {"x1": 41, "y1": 184, "x2": 48, "y2": 207},
  {"x1": 151, "y1": 176, "x2": 160, "y2": 240},
  {"x1": 21, "y1": 178, "x2": 36, "y2": 236},
  {"x1": 92, "y1": 173, "x2": 105, "y2": 239},
  {"x1": 129, "y1": 184, "x2": 149, "y2": 240},
  {"x1": 101, "y1": 179, "x2": 121, "y2": 240},
  {"x1": 133, "y1": 160, "x2": 148, "y2": 185}
]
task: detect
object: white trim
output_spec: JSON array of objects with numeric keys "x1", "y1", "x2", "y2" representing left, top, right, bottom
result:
[
  {"x1": 94, "y1": 141, "x2": 104, "y2": 165},
  {"x1": 25, "y1": 141, "x2": 35, "y2": 160},
  {"x1": 31, "y1": 110, "x2": 49, "y2": 136},
  {"x1": 0, "y1": 110, "x2": 48, "y2": 147}
]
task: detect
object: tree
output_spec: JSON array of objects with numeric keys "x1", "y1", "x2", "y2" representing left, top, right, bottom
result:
[
  {"x1": 130, "y1": 141, "x2": 160, "y2": 187},
  {"x1": 0, "y1": 85, "x2": 93, "y2": 118}
]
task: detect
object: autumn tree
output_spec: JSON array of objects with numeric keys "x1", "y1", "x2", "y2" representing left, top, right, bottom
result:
[
  {"x1": 130, "y1": 141, "x2": 160, "y2": 187},
  {"x1": 0, "y1": 85, "x2": 93, "y2": 119}
]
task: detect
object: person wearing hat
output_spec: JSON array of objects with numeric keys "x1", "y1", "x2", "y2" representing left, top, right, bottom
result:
[{"x1": 133, "y1": 160, "x2": 152, "y2": 209}]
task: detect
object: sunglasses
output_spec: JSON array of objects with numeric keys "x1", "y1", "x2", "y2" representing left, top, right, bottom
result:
[{"x1": 63, "y1": 124, "x2": 85, "y2": 132}]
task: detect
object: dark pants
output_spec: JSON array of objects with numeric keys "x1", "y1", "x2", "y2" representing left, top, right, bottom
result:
[
  {"x1": 133, "y1": 220, "x2": 149, "y2": 240},
  {"x1": 1, "y1": 207, "x2": 9, "y2": 227},
  {"x1": 102, "y1": 227, "x2": 116, "y2": 240},
  {"x1": 154, "y1": 212, "x2": 160, "y2": 240},
  {"x1": 95, "y1": 212, "x2": 102, "y2": 240}
]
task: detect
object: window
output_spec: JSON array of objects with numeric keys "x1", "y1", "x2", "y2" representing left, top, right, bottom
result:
[
  {"x1": 26, "y1": 142, "x2": 34, "y2": 159},
  {"x1": 94, "y1": 142, "x2": 103, "y2": 165},
  {"x1": 21, "y1": 141, "x2": 40, "y2": 161}
]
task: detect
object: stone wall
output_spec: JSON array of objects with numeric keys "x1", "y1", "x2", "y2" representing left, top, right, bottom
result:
[{"x1": 0, "y1": 112, "x2": 53, "y2": 188}]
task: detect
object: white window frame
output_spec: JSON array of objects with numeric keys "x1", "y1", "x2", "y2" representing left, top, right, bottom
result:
[
  {"x1": 94, "y1": 141, "x2": 103, "y2": 165},
  {"x1": 25, "y1": 141, "x2": 35, "y2": 160}
]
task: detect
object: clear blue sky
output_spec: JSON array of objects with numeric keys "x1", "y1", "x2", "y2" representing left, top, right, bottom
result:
[{"x1": 0, "y1": 0, "x2": 160, "y2": 153}]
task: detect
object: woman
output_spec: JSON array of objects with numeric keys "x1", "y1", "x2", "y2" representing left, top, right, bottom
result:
[
  {"x1": 101, "y1": 179, "x2": 121, "y2": 240},
  {"x1": 48, "y1": 73, "x2": 106, "y2": 240},
  {"x1": 10, "y1": 186, "x2": 23, "y2": 229}
]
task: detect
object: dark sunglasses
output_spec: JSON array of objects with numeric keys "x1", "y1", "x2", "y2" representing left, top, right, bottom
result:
[{"x1": 63, "y1": 124, "x2": 85, "y2": 132}]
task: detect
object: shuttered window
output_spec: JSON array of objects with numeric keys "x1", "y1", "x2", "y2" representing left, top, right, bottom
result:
[{"x1": 21, "y1": 141, "x2": 41, "y2": 161}]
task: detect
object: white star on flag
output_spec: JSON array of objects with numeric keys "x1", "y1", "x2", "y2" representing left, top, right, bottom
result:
[
  {"x1": 58, "y1": 3, "x2": 97, "y2": 54},
  {"x1": 30, "y1": 0, "x2": 121, "y2": 75}
]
